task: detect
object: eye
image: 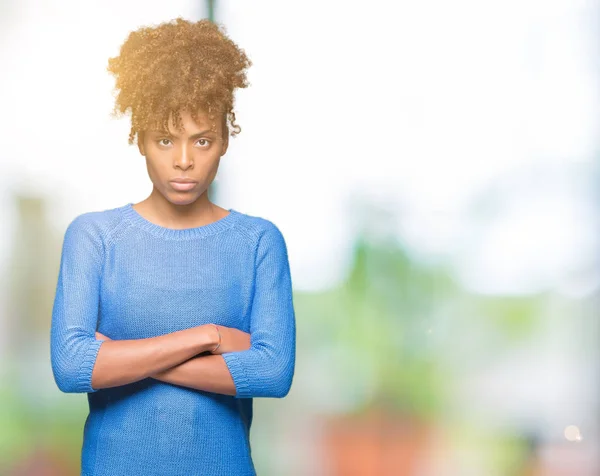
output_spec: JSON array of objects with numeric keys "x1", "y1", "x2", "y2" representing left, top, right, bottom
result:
[
  {"x1": 196, "y1": 138, "x2": 211, "y2": 148},
  {"x1": 157, "y1": 138, "x2": 172, "y2": 147}
]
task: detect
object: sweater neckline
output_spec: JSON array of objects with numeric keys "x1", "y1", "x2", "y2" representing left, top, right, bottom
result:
[{"x1": 120, "y1": 202, "x2": 240, "y2": 240}]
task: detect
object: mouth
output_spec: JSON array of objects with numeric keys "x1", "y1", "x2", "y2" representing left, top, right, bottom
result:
[{"x1": 170, "y1": 180, "x2": 198, "y2": 191}]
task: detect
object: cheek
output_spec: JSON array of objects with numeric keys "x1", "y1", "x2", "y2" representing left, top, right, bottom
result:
[{"x1": 144, "y1": 156, "x2": 168, "y2": 181}]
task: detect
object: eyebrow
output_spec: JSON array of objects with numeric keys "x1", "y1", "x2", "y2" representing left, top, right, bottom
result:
[{"x1": 150, "y1": 129, "x2": 216, "y2": 139}]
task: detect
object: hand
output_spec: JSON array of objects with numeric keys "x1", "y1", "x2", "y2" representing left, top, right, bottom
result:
[
  {"x1": 95, "y1": 331, "x2": 111, "y2": 341},
  {"x1": 208, "y1": 325, "x2": 251, "y2": 354}
]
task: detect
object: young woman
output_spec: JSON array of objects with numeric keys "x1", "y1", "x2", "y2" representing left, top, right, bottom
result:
[{"x1": 50, "y1": 18, "x2": 296, "y2": 476}]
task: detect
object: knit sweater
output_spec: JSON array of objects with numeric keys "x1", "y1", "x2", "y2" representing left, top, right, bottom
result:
[{"x1": 50, "y1": 202, "x2": 296, "y2": 476}]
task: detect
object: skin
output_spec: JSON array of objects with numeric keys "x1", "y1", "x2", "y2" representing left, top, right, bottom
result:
[
  {"x1": 91, "y1": 108, "x2": 251, "y2": 396},
  {"x1": 134, "y1": 109, "x2": 231, "y2": 228}
]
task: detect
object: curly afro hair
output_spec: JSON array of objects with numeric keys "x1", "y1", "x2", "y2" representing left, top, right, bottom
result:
[{"x1": 107, "y1": 17, "x2": 252, "y2": 145}]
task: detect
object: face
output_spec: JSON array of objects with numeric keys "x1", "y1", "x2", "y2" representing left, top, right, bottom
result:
[{"x1": 137, "y1": 109, "x2": 229, "y2": 206}]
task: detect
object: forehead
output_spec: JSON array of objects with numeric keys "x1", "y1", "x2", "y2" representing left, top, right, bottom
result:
[{"x1": 148, "y1": 109, "x2": 222, "y2": 135}]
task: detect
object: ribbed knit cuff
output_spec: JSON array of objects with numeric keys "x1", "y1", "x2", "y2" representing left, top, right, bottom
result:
[
  {"x1": 221, "y1": 353, "x2": 251, "y2": 398},
  {"x1": 77, "y1": 339, "x2": 104, "y2": 393}
]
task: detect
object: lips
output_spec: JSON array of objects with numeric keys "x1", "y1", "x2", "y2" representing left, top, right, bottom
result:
[
  {"x1": 171, "y1": 178, "x2": 197, "y2": 183},
  {"x1": 170, "y1": 179, "x2": 198, "y2": 191}
]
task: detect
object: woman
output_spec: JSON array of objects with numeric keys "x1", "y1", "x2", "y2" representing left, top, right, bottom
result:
[{"x1": 49, "y1": 18, "x2": 296, "y2": 476}]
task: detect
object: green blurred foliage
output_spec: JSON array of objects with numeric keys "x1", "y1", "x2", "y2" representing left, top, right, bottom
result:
[{"x1": 297, "y1": 229, "x2": 544, "y2": 424}]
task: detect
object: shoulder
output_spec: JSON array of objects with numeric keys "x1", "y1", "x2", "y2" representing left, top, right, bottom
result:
[
  {"x1": 231, "y1": 210, "x2": 289, "y2": 254},
  {"x1": 233, "y1": 210, "x2": 286, "y2": 242},
  {"x1": 64, "y1": 205, "x2": 126, "y2": 249}
]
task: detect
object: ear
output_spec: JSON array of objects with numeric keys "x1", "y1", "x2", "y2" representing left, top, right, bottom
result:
[
  {"x1": 220, "y1": 114, "x2": 229, "y2": 156},
  {"x1": 221, "y1": 132, "x2": 229, "y2": 156},
  {"x1": 137, "y1": 131, "x2": 146, "y2": 156}
]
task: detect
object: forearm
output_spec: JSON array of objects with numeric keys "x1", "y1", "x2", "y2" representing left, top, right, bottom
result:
[
  {"x1": 151, "y1": 354, "x2": 236, "y2": 396},
  {"x1": 91, "y1": 325, "x2": 218, "y2": 390},
  {"x1": 216, "y1": 221, "x2": 296, "y2": 399}
]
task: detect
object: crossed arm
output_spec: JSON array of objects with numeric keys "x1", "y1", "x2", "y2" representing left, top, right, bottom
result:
[
  {"x1": 93, "y1": 326, "x2": 251, "y2": 396},
  {"x1": 51, "y1": 215, "x2": 295, "y2": 399}
]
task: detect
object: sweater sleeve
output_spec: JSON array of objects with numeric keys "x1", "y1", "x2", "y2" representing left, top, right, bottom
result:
[
  {"x1": 221, "y1": 222, "x2": 296, "y2": 398},
  {"x1": 50, "y1": 214, "x2": 104, "y2": 393}
]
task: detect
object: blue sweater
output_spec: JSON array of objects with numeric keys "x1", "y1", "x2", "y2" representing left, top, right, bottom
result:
[{"x1": 50, "y1": 202, "x2": 296, "y2": 476}]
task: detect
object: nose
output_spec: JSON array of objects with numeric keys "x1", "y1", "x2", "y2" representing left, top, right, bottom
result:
[{"x1": 174, "y1": 143, "x2": 193, "y2": 170}]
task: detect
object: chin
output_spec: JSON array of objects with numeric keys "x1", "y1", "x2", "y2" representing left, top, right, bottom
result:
[
  {"x1": 169, "y1": 196, "x2": 198, "y2": 206},
  {"x1": 166, "y1": 190, "x2": 204, "y2": 205}
]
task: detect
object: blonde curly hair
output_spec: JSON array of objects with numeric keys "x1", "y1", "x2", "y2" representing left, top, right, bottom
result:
[{"x1": 107, "y1": 17, "x2": 252, "y2": 145}]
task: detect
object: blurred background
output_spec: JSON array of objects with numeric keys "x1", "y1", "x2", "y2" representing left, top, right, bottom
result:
[{"x1": 1, "y1": 0, "x2": 599, "y2": 474}]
